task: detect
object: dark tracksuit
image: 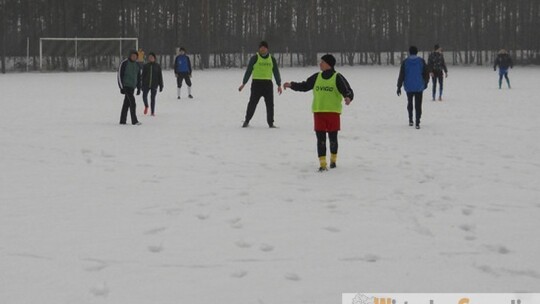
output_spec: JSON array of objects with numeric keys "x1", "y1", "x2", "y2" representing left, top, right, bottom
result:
[
  {"x1": 290, "y1": 69, "x2": 354, "y2": 158},
  {"x1": 397, "y1": 55, "x2": 430, "y2": 126},
  {"x1": 142, "y1": 62, "x2": 164, "y2": 114},
  {"x1": 494, "y1": 53, "x2": 513, "y2": 88},
  {"x1": 117, "y1": 58, "x2": 142, "y2": 124},
  {"x1": 242, "y1": 53, "x2": 281, "y2": 126},
  {"x1": 427, "y1": 52, "x2": 448, "y2": 99},
  {"x1": 175, "y1": 54, "x2": 192, "y2": 88}
]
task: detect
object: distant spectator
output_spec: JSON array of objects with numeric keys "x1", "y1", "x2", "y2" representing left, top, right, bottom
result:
[
  {"x1": 427, "y1": 44, "x2": 448, "y2": 101},
  {"x1": 494, "y1": 49, "x2": 513, "y2": 89}
]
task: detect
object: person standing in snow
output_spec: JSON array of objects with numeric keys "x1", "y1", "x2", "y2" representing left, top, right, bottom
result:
[
  {"x1": 427, "y1": 44, "x2": 448, "y2": 101},
  {"x1": 141, "y1": 52, "x2": 164, "y2": 116},
  {"x1": 137, "y1": 48, "x2": 145, "y2": 69},
  {"x1": 494, "y1": 49, "x2": 513, "y2": 89},
  {"x1": 117, "y1": 50, "x2": 142, "y2": 125},
  {"x1": 174, "y1": 47, "x2": 193, "y2": 99},
  {"x1": 238, "y1": 41, "x2": 282, "y2": 128},
  {"x1": 397, "y1": 46, "x2": 430, "y2": 130},
  {"x1": 283, "y1": 54, "x2": 354, "y2": 172}
]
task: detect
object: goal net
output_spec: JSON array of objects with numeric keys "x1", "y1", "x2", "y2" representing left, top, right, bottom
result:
[{"x1": 39, "y1": 38, "x2": 138, "y2": 72}]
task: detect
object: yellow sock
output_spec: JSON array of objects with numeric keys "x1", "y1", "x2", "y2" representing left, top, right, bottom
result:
[
  {"x1": 331, "y1": 153, "x2": 337, "y2": 164},
  {"x1": 319, "y1": 156, "x2": 327, "y2": 168}
]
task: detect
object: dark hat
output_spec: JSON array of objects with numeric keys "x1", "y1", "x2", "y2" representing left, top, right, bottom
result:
[
  {"x1": 179, "y1": 47, "x2": 186, "y2": 52},
  {"x1": 409, "y1": 46, "x2": 419, "y2": 55},
  {"x1": 148, "y1": 52, "x2": 156, "y2": 58},
  {"x1": 321, "y1": 54, "x2": 336, "y2": 68},
  {"x1": 259, "y1": 41, "x2": 269, "y2": 48},
  {"x1": 434, "y1": 44, "x2": 440, "y2": 50}
]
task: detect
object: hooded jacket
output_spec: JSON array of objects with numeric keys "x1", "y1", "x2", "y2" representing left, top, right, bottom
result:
[
  {"x1": 494, "y1": 53, "x2": 513, "y2": 71},
  {"x1": 397, "y1": 55, "x2": 429, "y2": 93},
  {"x1": 428, "y1": 52, "x2": 448, "y2": 73}
]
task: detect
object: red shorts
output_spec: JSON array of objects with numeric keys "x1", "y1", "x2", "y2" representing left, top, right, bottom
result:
[{"x1": 313, "y1": 113, "x2": 341, "y2": 132}]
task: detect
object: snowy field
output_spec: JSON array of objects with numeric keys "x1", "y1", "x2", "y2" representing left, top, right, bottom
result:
[{"x1": 1, "y1": 66, "x2": 540, "y2": 304}]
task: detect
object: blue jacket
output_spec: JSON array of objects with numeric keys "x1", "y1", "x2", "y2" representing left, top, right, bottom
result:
[
  {"x1": 397, "y1": 55, "x2": 429, "y2": 93},
  {"x1": 175, "y1": 54, "x2": 192, "y2": 74}
]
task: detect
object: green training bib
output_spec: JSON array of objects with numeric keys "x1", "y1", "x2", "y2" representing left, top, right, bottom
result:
[
  {"x1": 252, "y1": 53, "x2": 274, "y2": 80},
  {"x1": 312, "y1": 72, "x2": 342, "y2": 113}
]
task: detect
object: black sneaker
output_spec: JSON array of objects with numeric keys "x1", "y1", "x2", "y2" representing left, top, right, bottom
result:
[
  {"x1": 409, "y1": 122, "x2": 414, "y2": 127},
  {"x1": 133, "y1": 122, "x2": 142, "y2": 126},
  {"x1": 177, "y1": 96, "x2": 181, "y2": 100},
  {"x1": 330, "y1": 162, "x2": 337, "y2": 169},
  {"x1": 188, "y1": 95, "x2": 193, "y2": 99},
  {"x1": 318, "y1": 167, "x2": 328, "y2": 172},
  {"x1": 416, "y1": 125, "x2": 420, "y2": 130},
  {"x1": 242, "y1": 121, "x2": 249, "y2": 128},
  {"x1": 269, "y1": 124, "x2": 277, "y2": 129}
]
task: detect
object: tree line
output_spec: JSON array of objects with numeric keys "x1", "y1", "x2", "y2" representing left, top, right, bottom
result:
[{"x1": 1, "y1": 0, "x2": 540, "y2": 72}]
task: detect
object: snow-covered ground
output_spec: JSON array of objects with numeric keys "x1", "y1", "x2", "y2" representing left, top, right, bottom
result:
[{"x1": 1, "y1": 66, "x2": 539, "y2": 304}]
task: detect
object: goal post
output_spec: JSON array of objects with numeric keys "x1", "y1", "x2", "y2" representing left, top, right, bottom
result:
[{"x1": 39, "y1": 37, "x2": 138, "y2": 72}]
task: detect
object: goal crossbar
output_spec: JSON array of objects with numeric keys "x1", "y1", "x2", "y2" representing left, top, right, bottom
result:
[{"x1": 39, "y1": 37, "x2": 139, "y2": 71}]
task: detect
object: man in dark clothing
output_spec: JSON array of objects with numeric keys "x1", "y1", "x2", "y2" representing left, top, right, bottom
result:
[
  {"x1": 427, "y1": 44, "x2": 448, "y2": 101},
  {"x1": 284, "y1": 54, "x2": 354, "y2": 172},
  {"x1": 117, "y1": 50, "x2": 142, "y2": 125},
  {"x1": 397, "y1": 46, "x2": 430, "y2": 129},
  {"x1": 238, "y1": 41, "x2": 282, "y2": 128},
  {"x1": 494, "y1": 49, "x2": 513, "y2": 89},
  {"x1": 141, "y1": 52, "x2": 164, "y2": 116},
  {"x1": 174, "y1": 47, "x2": 193, "y2": 99}
]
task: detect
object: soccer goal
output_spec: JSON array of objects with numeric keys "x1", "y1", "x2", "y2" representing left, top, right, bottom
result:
[{"x1": 39, "y1": 37, "x2": 138, "y2": 72}]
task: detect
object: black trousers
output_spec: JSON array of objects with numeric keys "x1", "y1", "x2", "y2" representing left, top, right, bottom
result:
[
  {"x1": 120, "y1": 87, "x2": 139, "y2": 124},
  {"x1": 431, "y1": 70, "x2": 444, "y2": 98},
  {"x1": 406, "y1": 92, "x2": 423, "y2": 125},
  {"x1": 316, "y1": 131, "x2": 338, "y2": 157},
  {"x1": 176, "y1": 72, "x2": 192, "y2": 87},
  {"x1": 245, "y1": 80, "x2": 274, "y2": 126},
  {"x1": 142, "y1": 88, "x2": 157, "y2": 114}
]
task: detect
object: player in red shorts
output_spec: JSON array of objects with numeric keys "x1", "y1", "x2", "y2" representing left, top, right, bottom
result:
[{"x1": 284, "y1": 54, "x2": 354, "y2": 172}]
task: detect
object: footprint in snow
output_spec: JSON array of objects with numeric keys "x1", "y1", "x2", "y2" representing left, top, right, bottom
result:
[
  {"x1": 235, "y1": 241, "x2": 252, "y2": 249},
  {"x1": 231, "y1": 270, "x2": 248, "y2": 278},
  {"x1": 144, "y1": 227, "x2": 168, "y2": 235},
  {"x1": 164, "y1": 208, "x2": 183, "y2": 215},
  {"x1": 84, "y1": 260, "x2": 108, "y2": 272},
  {"x1": 284, "y1": 273, "x2": 301, "y2": 281},
  {"x1": 485, "y1": 244, "x2": 511, "y2": 255},
  {"x1": 229, "y1": 218, "x2": 243, "y2": 229},
  {"x1": 196, "y1": 214, "x2": 209, "y2": 220},
  {"x1": 148, "y1": 243, "x2": 164, "y2": 253},
  {"x1": 259, "y1": 244, "x2": 274, "y2": 252},
  {"x1": 462, "y1": 208, "x2": 474, "y2": 216},
  {"x1": 459, "y1": 224, "x2": 475, "y2": 232},
  {"x1": 340, "y1": 254, "x2": 380, "y2": 263},
  {"x1": 90, "y1": 282, "x2": 109, "y2": 297},
  {"x1": 323, "y1": 226, "x2": 341, "y2": 233},
  {"x1": 81, "y1": 149, "x2": 92, "y2": 155},
  {"x1": 363, "y1": 254, "x2": 380, "y2": 262}
]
